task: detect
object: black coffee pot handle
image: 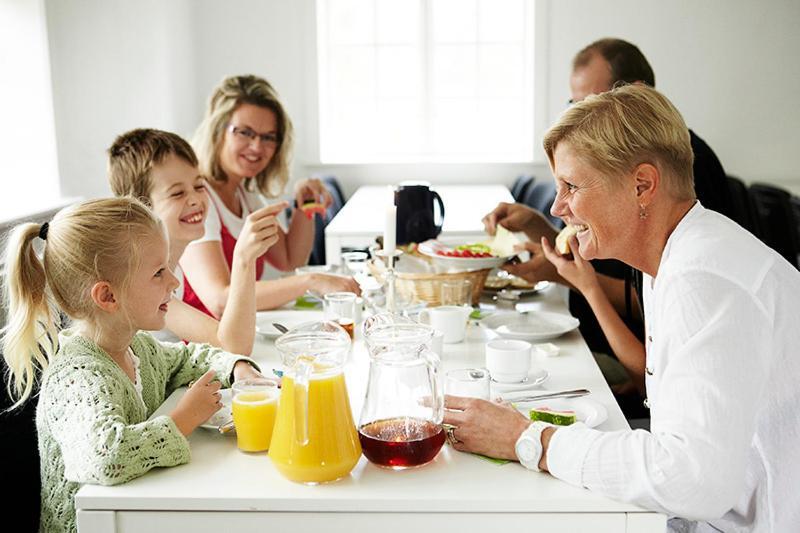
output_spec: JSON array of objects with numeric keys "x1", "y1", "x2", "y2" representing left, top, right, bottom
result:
[{"x1": 432, "y1": 190, "x2": 445, "y2": 237}]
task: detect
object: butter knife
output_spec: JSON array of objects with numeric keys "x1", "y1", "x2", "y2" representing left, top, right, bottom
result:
[{"x1": 505, "y1": 388, "x2": 590, "y2": 403}]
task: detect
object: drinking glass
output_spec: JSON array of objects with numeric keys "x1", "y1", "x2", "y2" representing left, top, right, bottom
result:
[
  {"x1": 341, "y1": 251, "x2": 369, "y2": 276},
  {"x1": 440, "y1": 279, "x2": 472, "y2": 306},
  {"x1": 324, "y1": 291, "x2": 357, "y2": 339},
  {"x1": 231, "y1": 378, "x2": 279, "y2": 453}
]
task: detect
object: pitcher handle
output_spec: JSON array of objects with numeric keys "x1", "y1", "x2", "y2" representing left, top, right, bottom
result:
[
  {"x1": 293, "y1": 358, "x2": 313, "y2": 446},
  {"x1": 423, "y1": 349, "x2": 444, "y2": 419},
  {"x1": 432, "y1": 190, "x2": 445, "y2": 237}
]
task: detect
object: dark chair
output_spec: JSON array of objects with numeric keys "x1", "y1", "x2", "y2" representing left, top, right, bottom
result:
[
  {"x1": 308, "y1": 176, "x2": 347, "y2": 265},
  {"x1": 1, "y1": 358, "x2": 41, "y2": 532},
  {"x1": 791, "y1": 195, "x2": 800, "y2": 268},
  {"x1": 520, "y1": 179, "x2": 564, "y2": 229},
  {"x1": 724, "y1": 175, "x2": 759, "y2": 236},
  {"x1": 510, "y1": 175, "x2": 535, "y2": 202},
  {"x1": 748, "y1": 183, "x2": 799, "y2": 269}
]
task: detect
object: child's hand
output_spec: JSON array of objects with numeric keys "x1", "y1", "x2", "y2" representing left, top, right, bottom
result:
[
  {"x1": 170, "y1": 370, "x2": 222, "y2": 436},
  {"x1": 234, "y1": 202, "x2": 288, "y2": 263},
  {"x1": 309, "y1": 273, "x2": 362, "y2": 296}
]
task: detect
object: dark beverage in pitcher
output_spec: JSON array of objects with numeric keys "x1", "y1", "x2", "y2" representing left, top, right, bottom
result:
[{"x1": 358, "y1": 417, "x2": 445, "y2": 468}]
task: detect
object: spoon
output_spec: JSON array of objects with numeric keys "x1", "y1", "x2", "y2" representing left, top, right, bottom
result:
[{"x1": 272, "y1": 322, "x2": 289, "y2": 334}]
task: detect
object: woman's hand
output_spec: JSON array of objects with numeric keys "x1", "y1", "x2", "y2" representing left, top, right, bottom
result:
[
  {"x1": 540, "y1": 235, "x2": 600, "y2": 296},
  {"x1": 308, "y1": 273, "x2": 361, "y2": 296},
  {"x1": 170, "y1": 370, "x2": 222, "y2": 436},
  {"x1": 234, "y1": 202, "x2": 288, "y2": 263},
  {"x1": 294, "y1": 178, "x2": 333, "y2": 213},
  {"x1": 442, "y1": 396, "x2": 531, "y2": 460}
]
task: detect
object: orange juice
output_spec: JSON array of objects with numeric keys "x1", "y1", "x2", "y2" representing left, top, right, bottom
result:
[
  {"x1": 232, "y1": 391, "x2": 277, "y2": 452},
  {"x1": 268, "y1": 370, "x2": 361, "y2": 483}
]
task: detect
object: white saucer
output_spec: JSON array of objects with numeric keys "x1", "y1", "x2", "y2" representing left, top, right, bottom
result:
[
  {"x1": 256, "y1": 310, "x2": 324, "y2": 339},
  {"x1": 515, "y1": 397, "x2": 608, "y2": 428},
  {"x1": 200, "y1": 389, "x2": 232, "y2": 430},
  {"x1": 482, "y1": 311, "x2": 580, "y2": 341},
  {"x1": 490, "y1": 368, "x2": 549, "y2": 393}
]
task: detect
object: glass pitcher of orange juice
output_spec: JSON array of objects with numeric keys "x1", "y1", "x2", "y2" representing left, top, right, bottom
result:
[{"x1": 269, "y1": 321, "x2": 361, "y2": 484}]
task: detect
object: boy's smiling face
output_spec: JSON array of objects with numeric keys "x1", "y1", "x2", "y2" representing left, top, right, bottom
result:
[{"x1": 149, "y1": 153, "x2": 209, "y2": 251}]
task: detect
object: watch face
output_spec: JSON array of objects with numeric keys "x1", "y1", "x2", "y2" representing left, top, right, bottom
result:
[{"x1": 516, "y1": 437, "x2": 536, "y2": 462}]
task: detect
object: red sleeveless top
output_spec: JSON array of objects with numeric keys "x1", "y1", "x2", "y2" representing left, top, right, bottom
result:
[{"x1": 182, "y1": 187, "x2": 267, "y2": 318}]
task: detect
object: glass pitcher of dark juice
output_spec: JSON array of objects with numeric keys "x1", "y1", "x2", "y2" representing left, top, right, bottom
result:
[{"x1": 360, "y1": 319, "x2": 444, "y2": 469}]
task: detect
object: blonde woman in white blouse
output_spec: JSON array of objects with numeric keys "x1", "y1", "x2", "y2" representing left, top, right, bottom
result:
[{"x1": 443, "y1": 84, "x2": 800, "y2": 532}]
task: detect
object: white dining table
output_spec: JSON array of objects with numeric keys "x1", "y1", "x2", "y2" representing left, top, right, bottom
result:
[
  {"x1": 75, "y1": 286, "x2": 665, "y2": 533},
  {"x1": 324, "y1": 184, "x2": 514, "y2": 265}
]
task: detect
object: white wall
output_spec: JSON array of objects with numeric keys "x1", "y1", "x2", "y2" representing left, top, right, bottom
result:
[
  {"x1": 44, "y1": 0, "x2": 800, "y2": 200},
  {"x1": 45, "y1": 0, "x2": 198, "y2": 199}
]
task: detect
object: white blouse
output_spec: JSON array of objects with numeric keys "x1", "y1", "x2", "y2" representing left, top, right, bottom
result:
[{"x1": 546, "y1": 203, "x2": 800, "y2": 532}]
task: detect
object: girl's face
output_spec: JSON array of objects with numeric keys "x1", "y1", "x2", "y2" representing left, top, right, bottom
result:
[
  {"x1": 124, "y1": 232, "x2": 180, "y2": 332},
  {"x1": 218, "y1": 103, "x2": 279, "y2": 181},
  {"x1": 149, "y1": 154, "x2": 208, "y2": 250}
]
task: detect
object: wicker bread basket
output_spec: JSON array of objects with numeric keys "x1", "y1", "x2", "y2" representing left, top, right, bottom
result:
[{"x1": 368, "y1": 255, "x2": 490, "y2": 307}]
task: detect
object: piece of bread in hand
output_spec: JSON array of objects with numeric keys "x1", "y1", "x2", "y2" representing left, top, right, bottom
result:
[{"x1": 555, "y1": 225, "x2": 579, "y2": 255}]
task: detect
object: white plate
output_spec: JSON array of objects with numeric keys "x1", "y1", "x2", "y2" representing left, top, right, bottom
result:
[
  {"x1": 256, "y1": 310, "x2": 324, "y2": 339},
  {"x1": 200, "y1": 389, "x2": 232, "y2": 430},
  {"x1": 516, "y1": 397, "x2": 608, "y2": 428},
  {"x1": 418, "y1": 240, "x2": 512, "y2": 271},
  {"x1": 490, "y1": 368, "x2": 549, "y2": 394},
  {"x1": 482, "y1": 311, "x2": 580, "y2": 341}
]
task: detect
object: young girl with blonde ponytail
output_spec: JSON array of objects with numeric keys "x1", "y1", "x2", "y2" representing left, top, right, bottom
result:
[{"x1": 2, "y1": 197, "x2": 263, "y2": 533}]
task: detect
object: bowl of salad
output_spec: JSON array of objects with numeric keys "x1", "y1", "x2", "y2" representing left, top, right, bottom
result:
[{"x1": 417, "y1": 240, "x2": 514, "y2": 271}]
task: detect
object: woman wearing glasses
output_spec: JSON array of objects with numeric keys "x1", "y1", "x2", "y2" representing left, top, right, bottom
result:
[{"x1": 182, "y1": 74, "x2": 358, "y2": 317}]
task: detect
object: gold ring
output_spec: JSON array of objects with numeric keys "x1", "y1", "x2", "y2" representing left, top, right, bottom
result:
[{"x1": 445, "y1": 425, "x2": 458, "y2": 445}]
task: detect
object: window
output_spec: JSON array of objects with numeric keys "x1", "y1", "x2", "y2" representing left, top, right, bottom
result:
[
  {"x1": 316, "y1": 0, "x2": 535, "y2": 163},
  {"x1": 0, "y1": 0, "x2": 61, "y2": 221}
]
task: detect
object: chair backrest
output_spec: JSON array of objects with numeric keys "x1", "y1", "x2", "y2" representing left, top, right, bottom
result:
[
  {"x1": 724, "y1": 175, "x2": 759, "y2": 236},
  {"x1": 748, "y1": 183, "x2": 799, "y2": 269},
  {"x1": 510, "y1": 174, "x2": 535, "y2": 202},
  {"x1": 520, "y1": 179, "x2": 564, "y2": 229},
  {"x1": 308, "y1": 176, "x2": 347, "y2": 265},
  {"x1": 791, "y1": 195, "x2": 800, "y2": 268}
]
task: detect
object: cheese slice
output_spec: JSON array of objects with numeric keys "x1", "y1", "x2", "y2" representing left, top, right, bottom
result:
[{"x1": 555, "y1": 225, "x2": 579, "y2": 255}]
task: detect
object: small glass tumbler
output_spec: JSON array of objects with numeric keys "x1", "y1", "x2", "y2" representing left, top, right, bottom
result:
[
  {"x1": 232, "y1": 378, "x2": 279, "y2": 453},
  {"x1": 440, "y1": 279, "x2": 473, "y2": 306},
  {"x1": 445, "y1": 368, "x2": 491, "y2": 400},
  {"x1": 324, "y1": 291, "x2": 357, "y2": 339}
]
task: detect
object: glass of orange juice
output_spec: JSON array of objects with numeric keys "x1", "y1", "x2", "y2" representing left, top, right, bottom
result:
[{"x1": 232, "y1": 378, "x2": 279, "y2": 453}]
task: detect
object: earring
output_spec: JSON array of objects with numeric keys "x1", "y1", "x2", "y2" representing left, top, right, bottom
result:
[{"x1": 639, "y1": 205, "x2": 648, "y2": 220}]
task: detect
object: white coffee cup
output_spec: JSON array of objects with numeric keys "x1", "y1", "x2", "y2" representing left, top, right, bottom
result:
[
  {"x1": 418, "y1": 306, "x2": 471, "y2": 344},
  {"x1": 485, "y1": 339, "x2": 532, "y2": 383}
]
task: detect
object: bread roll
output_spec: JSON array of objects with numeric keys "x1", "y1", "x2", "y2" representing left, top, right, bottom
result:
[{"x1": 555, "y1": 225, "x2": 579, "y2": 255}]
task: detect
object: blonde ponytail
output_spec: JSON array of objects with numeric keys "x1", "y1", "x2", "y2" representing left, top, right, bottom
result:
[
  {"x1": 2, "y1": 197, "x2": 162, "y2": 408},
  {"x1": 2, "y1": 223, "x2": 58, "y2": 408}
]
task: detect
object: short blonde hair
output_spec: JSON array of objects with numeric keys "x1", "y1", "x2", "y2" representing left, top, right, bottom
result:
[
  {"x1": 108, "y1": 128, "x2": 199, "y2": 206},
  {"x1": 543, "y1": 84, "x2": 695, "y2": 200},
  {"x1": 1, "y1": 198, "x2": 162, "y2": 407},
  {"x1": 192, "y1": 75, "x2": 294, "y2": 198}
]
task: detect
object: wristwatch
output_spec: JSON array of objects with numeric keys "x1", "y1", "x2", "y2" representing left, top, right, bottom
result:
[{"x1": 515, "y1": 421, "x2": 552, "y2": 472}]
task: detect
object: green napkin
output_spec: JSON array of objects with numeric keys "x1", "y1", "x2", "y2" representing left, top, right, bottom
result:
[
  {"x1": 294, "y1": 295, "x2": 322, "y2": 309},
  {"x1": 473, "y1": 453, "x2": 511, "y2": 465}
]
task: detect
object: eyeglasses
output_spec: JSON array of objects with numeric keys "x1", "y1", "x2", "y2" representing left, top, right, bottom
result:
[{"x1": 227, "y1": 124, "x2": 280, "y2": 146}]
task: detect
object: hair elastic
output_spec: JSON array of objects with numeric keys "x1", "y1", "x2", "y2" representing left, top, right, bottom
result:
[{"x1": 39, "y1": 222, "x2": 49, "y2": 240}]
